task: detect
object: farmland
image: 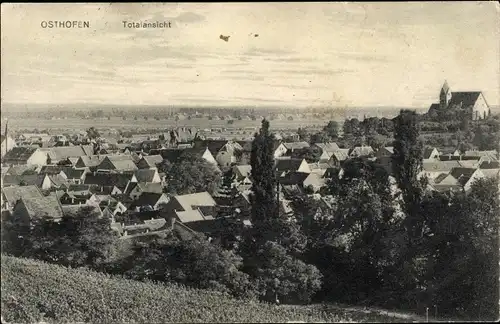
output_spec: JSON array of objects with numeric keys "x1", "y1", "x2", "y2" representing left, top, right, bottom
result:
[
  {"x1": 4, "y1": 116, "x2": 326, "y2": 130},
  {"x1": 1, "y1": 255, "x2": 415, "y2": 323}
]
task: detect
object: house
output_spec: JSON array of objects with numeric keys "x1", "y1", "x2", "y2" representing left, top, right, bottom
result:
[
  {"x1": 421, "y1": 161, "x2": 463, "y2": 180},
  {"x1": 4, "y1": 165, "x2": 39, "y2": 176},
  {"x1": 134, "y1": 168, "x2": 162, "y2": 183},
  {"x1": 1, "y1": 134, "x2": 17, "y2": 158},
  {"x1": 303, "y1": 172, "x2": 327, "y2": 192},
  {"x1": 428, "y1": 81, "x2": 490, "y2": 120},
  {"x1": 11, "y1": 194, "x2": 64, "y2": 225},
  {"x1": 233, "y1": 165, "x2": 252, "y2": 184},
  {"x1": 1, "y1": 185, "x2": 44, "y2": 211},
  {"x1": 313, "y1": 143, "x2": 341, "y2": 162},
  {"x1": 125, "y1": 182, "x2": 163, "y2": 200},
  {"x1": 279, "y1": 171, "x2": 310, "y2": 187},
  {"x1": 61, "y1": 203, "x2": 103, "y2": 218},
  {"x1": 464, "y1": 150, "x2": 498, "y2": 162},
  {"x1": 84, "y1": 172, "x2": 135, "y2": 192},
  {"x1": 61, "y1": 168, "x2": 87, "y2": 184},
  {"x1": 275, "y1": 158, "x2": 311, "y2": 176},
  {"x1": 282, "y1": 142, "x2": 310, "y2": 155},
  {"x1": 215, "y1": 141, "x2": 244, "y2": 168},
  {"x1": 136, "y1": 155, "x2": 163, "y2": 169},
  {"x1": 2, "y1": 147, "x2": 48, "y2": 166},
  {"x1": 273, "y1": 142, "x2": 288, "y2": 158},
  {"x1": 307, "y1": 162, "x2": 331, "y2": 177},
  {"x1": 349, "y1": 146, "x2": 374, "y2": 158},
  {"x1": 74, "y1": 155, "x2": 106, "y2": 169},
  {"x1": 130, "y1": 192, "x2": 170, "y2": 211},
  {"x1": 59, "y1": 191, "x2": 91, "y2": 205},
  {"x1": 432, "y1": 168, "x2": 484, "y2": 192},
  {"x1": 423, "y1": 147, "x2": 440, "y2": 161},
  {"x1": 1, "y1": 174, "x2": 44, "y2": 187},
  {"x1": 328, "y1": 149, "x2": 350, "y2": 167},
  {"x1": 96, "y1": 155, "x2": 138, "y2": 172},
  {"x1": 115, "y1": 218, "x2": 169, "y2": 237},
  {"x1": 37, "y1": 173, "x2": 69, "y2": 190},
  {"x1": 40, "y1": 145, "x2": 94, "y2": 164},
  {"x1": 99, "y1": 200, "x2": 127, "y2": 216},
  {"x1": 163, "y1": 191, "x2": 217, "y2": 223},
  {"x1": 150, "y1": 147, "x2": 218, "y2": 167}
]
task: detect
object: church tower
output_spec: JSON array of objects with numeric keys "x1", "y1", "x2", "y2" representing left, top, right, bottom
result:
[{"x1": 439, "y1": 80, "x2": 452, "y2": 109}]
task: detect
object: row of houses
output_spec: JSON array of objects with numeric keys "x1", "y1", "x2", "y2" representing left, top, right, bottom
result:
[{"x1": 2, "y1": 130, "x2": 499, "y2": 241}]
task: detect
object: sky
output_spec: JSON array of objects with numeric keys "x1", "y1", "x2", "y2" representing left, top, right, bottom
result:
[{"x1": 1, "y1": 2, "x2": 499, "y2": 109}]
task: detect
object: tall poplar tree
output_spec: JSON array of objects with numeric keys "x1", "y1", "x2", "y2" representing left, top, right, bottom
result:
[
  {"x1": 392, "y1": 110, "x2": 426, "y2": 244},
  {"x1": 249, "y1": 119, "x2": 278, "y2": 244}
]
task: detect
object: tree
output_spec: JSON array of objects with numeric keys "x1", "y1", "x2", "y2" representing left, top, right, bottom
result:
[
  {"x1": 253, "y1": 241, "x2": 323, "y2": 304},
  {"x1": 22, "y1": 206, "x2": 118, "y2": 269},
  {"x1": 86, "y1": 127, "x2": 100, "y2": 140},
  {"x1": 323, "y1": 121, "x2": 339, "y2": 139},
  {"x1": 297, "y1": 127, "x2": 309, "y2": 142},
  {"x1": 164, "y1": 152, "x2": 221, "y2": 195},
  {"x1": 392, "y1": 110, "x2": 426, "y2": 245},
  {"x1": 247, "y1": 119, "x2": 278, "y2": 245},
  {"x1": 123, "y1": 236, "x2": 256, "y2": 299}
]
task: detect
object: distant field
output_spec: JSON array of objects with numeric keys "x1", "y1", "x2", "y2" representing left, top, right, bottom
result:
[
  {"x1": 0, "y1": 255, "x2": 416, "y2": 323},
  {"x1": 4, "y1": 117, "x2": 331, "y2": 133}
]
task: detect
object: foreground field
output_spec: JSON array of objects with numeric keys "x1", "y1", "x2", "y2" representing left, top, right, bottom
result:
[{"x1": 1, "y1": 255, "x2": 415, "y2": 323}]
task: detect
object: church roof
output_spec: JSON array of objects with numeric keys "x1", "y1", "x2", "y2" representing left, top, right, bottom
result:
[
  {"x1": 441, "y1": 80, "x2": 450, "y2": 94},
  {"x1": 449, "y1": 92, "x2": 483, "y2": 108}
]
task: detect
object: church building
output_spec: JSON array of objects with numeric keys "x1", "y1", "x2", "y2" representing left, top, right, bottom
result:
[{"x1": 428, "y1": 81, "x2": 490, "y2": 120}]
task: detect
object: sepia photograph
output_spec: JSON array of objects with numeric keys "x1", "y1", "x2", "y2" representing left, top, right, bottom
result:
[{"x1": 1, "y1": 2, "x2": 499, "y2": 323}]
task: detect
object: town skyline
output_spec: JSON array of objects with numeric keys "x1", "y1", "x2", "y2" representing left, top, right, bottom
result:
[{"x1": 1, "y1": 2, "x2": 499, "y2": 108}]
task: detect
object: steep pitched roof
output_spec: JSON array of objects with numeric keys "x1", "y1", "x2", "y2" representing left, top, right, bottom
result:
[
  {"x1": 234, "y1": 165, "x2": 252, "y2": 179},
  {"x1": 41, "y1": 145, "x2": 94, "y2": 161},
  {"x1": 330, "y1": 150, "x2": 349, "y2": 162},
  {"x1": 101, "y1": 155, "x2": 138, "y2": 171},
  {"x1": 5, "y1": 165, "x2": 38, "y2": 176},
  {"x1": 314, "y1": 142, "x2": 340, "y2": 153},
  {"x1": 126, "y1": 182, "x2": 163, "y2": 195},
  {"x1": 134, "y1": 169, "x2": 158, "y2": 183},
  {"x1": 2, "y1": 147, "x2": 39, "y2": 164},
  {"x1": 84, "y1": 173, "x2": 132, "y2": 189},
  {"x1": 193, "y1": 140, "x2": 228, "y2": 156},
  {"x1": 235, "y1": 140, "x2": 253, "y2": 152},
  {"x1": 480, "y1": 161, "x2": 500, "y2": 169},
  {"x1": 449, "y1": 167, "x2": 478, "y2": 186},
  {"x1": 2, "y1": 185, "x2": 43, "y2": 206},
  {"x1": 132, "y1": 192, "x2": 167, "y2": 207},
  {"x1": 423, "y1": 147, "x2": 438, "y2": 159},
  {"x1": 61, "y1": 167, "x2": 86, "y2": 180},
  {"x1": 283, "y1": 142, "x2": 310, "y2": 151},
  {"x1": 18, "y1": 194, "x2": 64, "y2": 220},
  {"x1": 77, "y1": 155, "x2": 106, "y2": 167},
  {"x1": 275, "y1": 158, "x2": 305, "y2": 173},
  {"x1": 139, "y1": 155, "x2": 163, "y2": 168},
  {"x1": 174, "y1": 191, "x2": 217, "y2": 211},
  {"x1": 428, "y1": 103, "x2": 440, "y2": 113},
  {"x1": 1, "y1": 174, "x2": 43, "y2": 187},
  {"x1": 449, "y1": 92, "x2": 483, "y2": 108},
  {"x1": 279, "y1": 171, "x2": 310, "y2": 186},
  {"x1": 349, "y1": 146, "x2": 374, "y2": 157},
  {"x1": 423, "y1": 161, "x2": 462, "y2": 173},
  {"x1": 175, "y1": 209, "x2": 206, "y2": 223},
  {"x1": 39, "y1": 165, "x2": 65, "y2": 175}
]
